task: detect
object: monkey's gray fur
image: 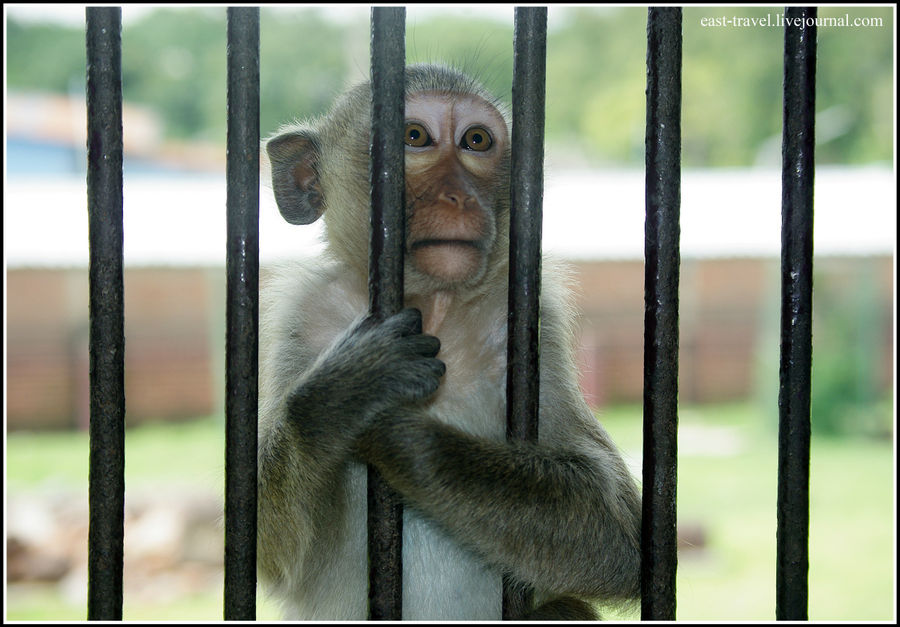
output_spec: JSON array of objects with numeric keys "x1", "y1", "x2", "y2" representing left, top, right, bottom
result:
[{"x1": 258, "y1": 64, "x2": 641, "y2": 621}]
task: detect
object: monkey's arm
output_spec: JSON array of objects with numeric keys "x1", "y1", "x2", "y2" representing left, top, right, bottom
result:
[
  {"x1": 357, "y1": 411, "x2": 640, "y2": 601},
  {"x1": 358, "y1": 267, "x2": 641, "y2": 604}
]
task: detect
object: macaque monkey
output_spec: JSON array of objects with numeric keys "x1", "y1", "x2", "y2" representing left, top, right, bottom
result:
[{"x1": 257, "y1": 63, "x2": 641, "y2": 621}]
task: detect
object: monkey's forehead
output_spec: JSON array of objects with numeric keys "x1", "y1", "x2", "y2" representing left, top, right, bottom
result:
[
  {"x1": 405, "y1": 91, "x2": 510, "y2": 133},
  {"x1": 347, "y1": 63, "x2": 507, "y2": 116}
]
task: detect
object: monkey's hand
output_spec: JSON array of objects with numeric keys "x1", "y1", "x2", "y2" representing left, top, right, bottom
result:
[{"x1": 284, "y1": 308, "x2": 445, "y2": 451}]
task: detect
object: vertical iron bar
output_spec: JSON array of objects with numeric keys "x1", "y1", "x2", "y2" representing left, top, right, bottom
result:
[
  {"x1": 86, "y1": 6, "x2": 125, "y2": 621},
  {"x1": 224, "y1": 6, "x2": 259, "y2": 621},
  {"x1": 368, "y1": 6, "x2": 406, "y2": 621},
  {"x1": 777, "y1": 6, "x2": 816, "y2": 621},
  {"x1": 503, "y1": 6, "x2": 547, "y2": 620},
  {"x1": 642, "y1": 6, "x2": 681, "y2": 621}
]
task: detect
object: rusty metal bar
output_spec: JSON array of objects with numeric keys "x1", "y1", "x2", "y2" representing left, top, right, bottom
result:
[
  {"x1": 641, "y1": 6, "x2": 682, "y2": 621},
  {"x1": 503, "y1": 5, "x2": 547, "y2": 620},
  {"x1": 367, "y1": 6, "x2": 406, "y2": 620},
  {"x1": 777, "y1": 6, "x2": 817, "y2": 621},
  {"x1": 85, "y1": 6, "x2": 125, "y2": 621},
  {"x1": 224, "y1": 6, "x2": 259, "y2": 621}
]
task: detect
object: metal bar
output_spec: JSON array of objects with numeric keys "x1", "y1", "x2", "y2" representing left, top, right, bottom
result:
[
  {"x1": 641, "y1": 6, "x2": 682, "y2": 621},
  {"x1": 85, "y1": 6, "x2": 125, "y2": 621},
  {"x1": 367, "y1": 6, "x2": 406, "y2": 621},
  {"x1": 503, "y1": 6, "x2": 547, "y2": 620},
  {"x1": 776, "y1": 6, "x2": 816, "y2": 621},
  {"x1": 224, "y1": 6, "x2": 259, "y2": 621}
]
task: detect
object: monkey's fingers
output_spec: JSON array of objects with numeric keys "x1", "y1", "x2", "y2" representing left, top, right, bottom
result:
[
  {"x1": 354, "y1": 313, "x2": 381, "y2": 334},
  {"x1": 396, "y1": 357, "x2": 446, "y2": 400},
  {"x1": 423, "y1": 357, "x2": 446, "y2": 380},
  {"x1": 387, "y1": 307, "x2": 424, "y2": 336},
  {"x1": 402, "y1": 334, "x2": 442, "y2": 359}
]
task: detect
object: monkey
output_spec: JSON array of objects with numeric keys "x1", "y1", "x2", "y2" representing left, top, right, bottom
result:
[{"x1": 257, "y1": 63, "x2": 642, "y2": 621}]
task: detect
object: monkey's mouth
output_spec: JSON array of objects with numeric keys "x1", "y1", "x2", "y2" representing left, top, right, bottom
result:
[
  {"x1": 409, "y1": 240, "x2": 484, "y2": 282},
  {"x1": 411, "y1": 239, "x2": 482, "y2": 252}
]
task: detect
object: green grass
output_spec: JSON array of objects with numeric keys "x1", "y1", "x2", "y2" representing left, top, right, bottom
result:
[
  {"x1": 5, "y1": 584, "x2": 284, "y2": 622},
  {"x1": 5, "y1": 417, "x2": 226, "y2": 492},
  {"x1": 5, "y1": 405, "x2": 896, "y2": 621},
  {"x1": 600, "y1": 403, "x2": 896, "y2": 621}
]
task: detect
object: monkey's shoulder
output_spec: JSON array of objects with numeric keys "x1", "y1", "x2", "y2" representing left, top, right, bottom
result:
[{"x1": 260, "y1": 258, "x2": 368, "y2": 365}]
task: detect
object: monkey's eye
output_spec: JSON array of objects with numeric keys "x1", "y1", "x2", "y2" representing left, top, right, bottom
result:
[
  {"x1": 461, "y1": 126, "x2": 493, "y2": 152},
  {"x1": 405, "y1": 123, "x2": 431, "y2": 147}
]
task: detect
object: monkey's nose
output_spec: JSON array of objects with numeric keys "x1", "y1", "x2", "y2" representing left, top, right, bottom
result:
[{"x1": 439, "y1": 191, "x2": 473, "y2": 211}]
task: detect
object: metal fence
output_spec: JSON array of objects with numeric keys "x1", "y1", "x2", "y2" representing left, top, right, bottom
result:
[{"x1": 84, "y1": 5, "x2": 816, "y2": 621}]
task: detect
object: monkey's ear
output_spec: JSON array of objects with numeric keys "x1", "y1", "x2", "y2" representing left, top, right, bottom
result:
[{"x1": 266, "y1": 130, "x2": 324, "y2": 225}]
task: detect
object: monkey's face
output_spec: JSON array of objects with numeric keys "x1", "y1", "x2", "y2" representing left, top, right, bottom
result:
[
  {"x1": 403, "y1": 92, "x2": 510, "y2": 289},
  {"x1": 266, "y1": 71, "x2": 511, "y2": 295}
]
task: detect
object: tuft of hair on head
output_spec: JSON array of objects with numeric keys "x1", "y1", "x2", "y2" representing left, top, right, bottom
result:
[{"x1": 403, "y1": 63, "x2": 508, "y2": 121}]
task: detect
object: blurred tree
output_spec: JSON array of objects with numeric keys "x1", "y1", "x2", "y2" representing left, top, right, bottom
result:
[
  {"x1": 682, "y1": 6, "x2": 784, "y2": 167},
  {"x1": 813, "y1": 6, "x2": 894, "y2": 166},
  {"x1": 4, "y1": 6, "x2": 893, "y2": 167},
  {"x1": 259, "y1": 8, "x2": 355, "y2": 138},
  {"x1": 120, "y1": 8, "x2": 226, "y2": 143},
  {"x1": 809, "y1": 260, "x2": 893, "y2": 438},
  {"x1": 546, "y1": 7, "x2": 648, "y2": 165},
  {"x1": 682, "y1": 5, "x2": 894, "y2": 167},
  {"x1": 6, "y1": 18, "x2": 86, "y2": 92},
  {"x1": 406, "y1": 14, "x2": 514, "y2": 103}
]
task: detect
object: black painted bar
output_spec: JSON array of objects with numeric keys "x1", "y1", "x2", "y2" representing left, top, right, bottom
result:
[
  {"x1": 641, "y1": 7, "x2": 681, "y2": 622},
  {"x1": 224, "y1": 6, "x2": 259, "y2": 621},
  {"x1": 85, "y1": 6, "x2": 126, "y2": 620},
  {"x1": 503, "y1": 6, "x2": 547, "y2": 621},
  {"x1": 776, "y1": 6, "x2": 816, "y2": 621},
  {"x1": 367, "y1": 6, "x2": 406, "y2": 621},
  {"x1": 85, "y1": 7, "x2": 125, "y2": 621}
]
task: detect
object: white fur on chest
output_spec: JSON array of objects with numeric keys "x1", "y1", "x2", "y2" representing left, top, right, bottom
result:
[
  {"x1": 289, "y1": 461, "x2": 502, "y2": 621},
  {"x1": 402, "y1": 497, "x2": 502, "y2": 620},
  {"x1": 348, "y1": 337, "x2": 506, "y2": 620},
  {"x1": 346, "y1": 464, "x2": 503, "y2": 620},
  {"x1": 402, "y1": 330, "x2": 507, "y2": 619}
]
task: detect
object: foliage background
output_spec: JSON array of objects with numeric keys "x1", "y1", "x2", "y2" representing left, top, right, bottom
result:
[{"x1": 5, "y1": 5, "x2": 894, "y2": 167}]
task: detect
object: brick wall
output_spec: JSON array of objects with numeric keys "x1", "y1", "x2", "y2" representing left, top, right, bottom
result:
[
  {"x1": 5, "y1": 256, "x2": 893, "y2": 430},
  {"x1": 6, "y1": 267, "x2": 220, "y2": 430}
]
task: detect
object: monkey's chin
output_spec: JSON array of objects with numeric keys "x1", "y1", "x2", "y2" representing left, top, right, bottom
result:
[{"x1": 411, "y1": 241, "x2": 484, "y2": 285}]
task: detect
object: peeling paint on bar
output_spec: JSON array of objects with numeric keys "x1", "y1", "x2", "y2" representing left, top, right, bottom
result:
[
  {"x1": 86, "y1": 6, "x2": 125, "y2": 621},
  {"x1": 224, "y1": 6, "x2": 259, "y2": 621},
  {"x1": 503, "y1": 6, "x2": 547, "y2": 621},
  {"x1": 777, "y1": 6, "x2": 816, "y2": 622},
  {"x1": 368, "y1": 6, "x2": 407, "y2": 621},
  {"x1": 642, "y1": 7, "x2": 682, "y2": 622}
]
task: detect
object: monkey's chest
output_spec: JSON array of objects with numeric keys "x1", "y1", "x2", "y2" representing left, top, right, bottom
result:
[
  {"x1": 428, "y1": 334, "x2": 508, "y2": 438},
  {"x1": 343, "y1": 462, "x2": 503, "y2": 620},
  {"x1": 401, "y1": 507, "x2": 502, "y2": 619},
  {"x1": 401, "y1": 343, "x2": 506, "y2": 619},
  {"x1": 342, "y1": 335, "x2": 507, "y2": 620}
]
